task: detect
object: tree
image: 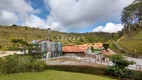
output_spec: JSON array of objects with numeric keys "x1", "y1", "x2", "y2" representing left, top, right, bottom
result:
[
  {"x1": 24, "y1": 26, "x2": 28, "y2": 30},
  {"x1": 12, "y1": 24, "x2": 17, "y2": 27},
  {"x1": 103, "y1": 44, "x2": 110, "y2": 51},
  {"x1": 11, "y1": 39, "x2": 41, "y2": 58},
  {"x1": 11, "y1": 39, "x2": 29, "y2": 52},
  {"x1": 106, "y1": 55, "x2": 135, "y2": 80},
  {"x1": 11, "y1": 39, "x2": 29, "y2": 46},
  {"x1": 79, "y1": 38, "x2": 85, "y2": 43},
  {"x1": 121, "y1": 0, "x2": 142, "y2": 33}
]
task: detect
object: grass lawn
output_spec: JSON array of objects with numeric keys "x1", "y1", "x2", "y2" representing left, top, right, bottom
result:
[{"x1": 0, "y1": 70, "x2": 116, "y2": 80}]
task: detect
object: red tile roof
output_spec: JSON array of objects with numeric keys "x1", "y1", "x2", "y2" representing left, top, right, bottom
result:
[
  {"x1": 101, "y1": 50, "x2": 113, "y2": 56},
  {"x1": 77, "y1": 43, "x2": 103, "y2": 49},
  {"x1": 62, "y1": 45, "x2": 85, "y2": 53}
]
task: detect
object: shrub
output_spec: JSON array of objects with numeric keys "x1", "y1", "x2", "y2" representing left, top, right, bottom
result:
[
  {"x1": 0, "y1": 54, "x2": 46, "y2": 74},
  {"x1": 106, "y1": 67, "x2": 134, "y2": 79},
  {"x1": 32, "y1": 60, "x2": 47, "y2": 72},
  {"x1": 106, "y1": 55, "x2": 135, "y2": 79},
  {"x1": 132, "y1": 71, "x2": 142, "y2": 80},
  {"x1": 24, "y1": 26, "x2": 28, "y2": 30}
]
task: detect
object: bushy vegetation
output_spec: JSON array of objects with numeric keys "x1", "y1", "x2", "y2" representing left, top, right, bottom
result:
[
  {"x1": 0, "y1": 54, "x2": 46, "y2": 74},
  {"x1": 106, "y1": 55, "x2": 136, "y2": 80},
  {"x1": 133, "y1": 71, "x2": 142, "y2": 80}
]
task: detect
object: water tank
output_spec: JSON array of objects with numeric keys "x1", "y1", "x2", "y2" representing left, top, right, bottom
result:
[
  {"x1": 31, "y1": 40, "x2": 38, "y2": 53},
  {"x1": 32, "y1": 40, "x2": 38, "y2": 47},
  {"x1": 32, "y1": 40, "x2": 38, "y2": 45},
  {"x1": 57, "y1": 42, "x2": 62, "y2": 51},
  {"x1": 51, "y1": 42, "x2": 56, "y2": 52},
  {"x1": 40, "y1": 41, "x2": 47, "y2": 52},
  {"x1": 47, "y1": 42, "x2": 52, "y2": 52}
]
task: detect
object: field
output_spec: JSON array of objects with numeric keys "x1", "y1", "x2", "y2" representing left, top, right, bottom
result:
[
  {"x1": 0, "y1": 70, "x2": 116, "y2": 80},
  {"x1": 118, "y1": 30, "x2": 142, "y2": 55}
]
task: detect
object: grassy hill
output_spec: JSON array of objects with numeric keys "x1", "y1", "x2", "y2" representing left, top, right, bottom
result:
[
  {"x1": 0, "y1": 25, "x2": 116, "y2": 50},
  {"x1": 117, "y1": 30, "x2": 142, "y2": 56},
  {"x1": 0, "y1": 26, "x2": 47, "y2": 50}
]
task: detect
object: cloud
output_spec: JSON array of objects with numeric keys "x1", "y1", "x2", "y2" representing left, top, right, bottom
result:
[
  {"x1": 0, "y1": 10, "x2": 18, "y2": 25},
  {"x1": 23, "y1": 14, "x2": 65, "y2": 31},
  {"x1": 23, "y1": 15, "x2": 49, "y2": 28},
  {"x1": 0, "y1": 0, "x2": 133, "y2": 32},
  {"x1": 0, "y1": 0, "x2": 37, "y2": 24},
  {"x1": 92, "y1": 22, "x2": 124, "y2": 33},
  {"x1": 44, "y1": 0, "x2": 133, "y2": 29},
  {"x1": 0, "y1": 0, "x2": 64, "y2": 31}
]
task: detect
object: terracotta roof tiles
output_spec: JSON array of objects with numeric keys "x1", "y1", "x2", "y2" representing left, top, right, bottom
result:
[
  {"x1": 62, "y1": 45, "x2": 85, "y2": 53},
  {"x1": 101, "y1": 50, "x2": 113, "y2": 56}
]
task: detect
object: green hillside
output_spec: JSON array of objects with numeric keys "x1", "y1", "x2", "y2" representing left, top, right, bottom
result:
[
  {"x1": 118, "y1": 30, "x2": 142, "y2": 55},
  {"x1": 0, "y1": 25, "x2": 116, "y2": 50}
]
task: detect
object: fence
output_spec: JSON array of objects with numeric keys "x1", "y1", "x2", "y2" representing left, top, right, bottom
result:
[{"x1": 48, "y1": 54, "x2": 142, "y2": 71}]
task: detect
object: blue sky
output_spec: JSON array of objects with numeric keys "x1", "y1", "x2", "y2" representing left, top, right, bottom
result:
[
  {"x1": 0, "y1": 0, "x2": 133, "y2": 33},
  {"x1": 27, "y1": 0, "x2": 50, "y2": 19}
]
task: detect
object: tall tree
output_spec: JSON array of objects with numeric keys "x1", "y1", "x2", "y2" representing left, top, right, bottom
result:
[{"x1": 121, "y1": 0, "x2": 142, "y2": 32}]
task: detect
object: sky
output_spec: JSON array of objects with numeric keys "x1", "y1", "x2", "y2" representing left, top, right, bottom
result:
[{"x1": 0, "y1": 0, "x2": 134, "y2": 33}]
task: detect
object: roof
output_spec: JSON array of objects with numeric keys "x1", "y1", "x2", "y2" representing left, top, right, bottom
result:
[
  {"x1": 101, "y1": 50, "x2": 113, "y2": 56},
  {"x1": 77, "y1": 43, "x2": 103, "y2": 49},
  {"x1": 62, "y1": 45, "x2": 85, "y2": 53}
]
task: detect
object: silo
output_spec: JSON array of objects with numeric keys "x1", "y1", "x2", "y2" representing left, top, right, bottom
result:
[
  {"x1": 40, "y1": 41, "x2": 47, "y2": 58},
  {"x1": 51, "y1": 42, "x2": 56, "y2": 52},
  {"x1": 32, "y1": 40, "x2": 38, "y2": 48},
  {"x1": 40, "y1": 41, "x2": 47, "y2": 52},
  {"x1": 31, "y1": 40, "x2": 38, "y2": 53},
  {"x1": 32, "y1": 40, "x2": 38, "y2": 45},
  {"x1": 47, "y1": 42, "x2": 52, "y2": 52},
  {"x1": 51, "y1": 42, "x2": 57, "y2": 57},
  {"x1": 57, "y1": 42, "x2": 62, "y2": 56}
]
